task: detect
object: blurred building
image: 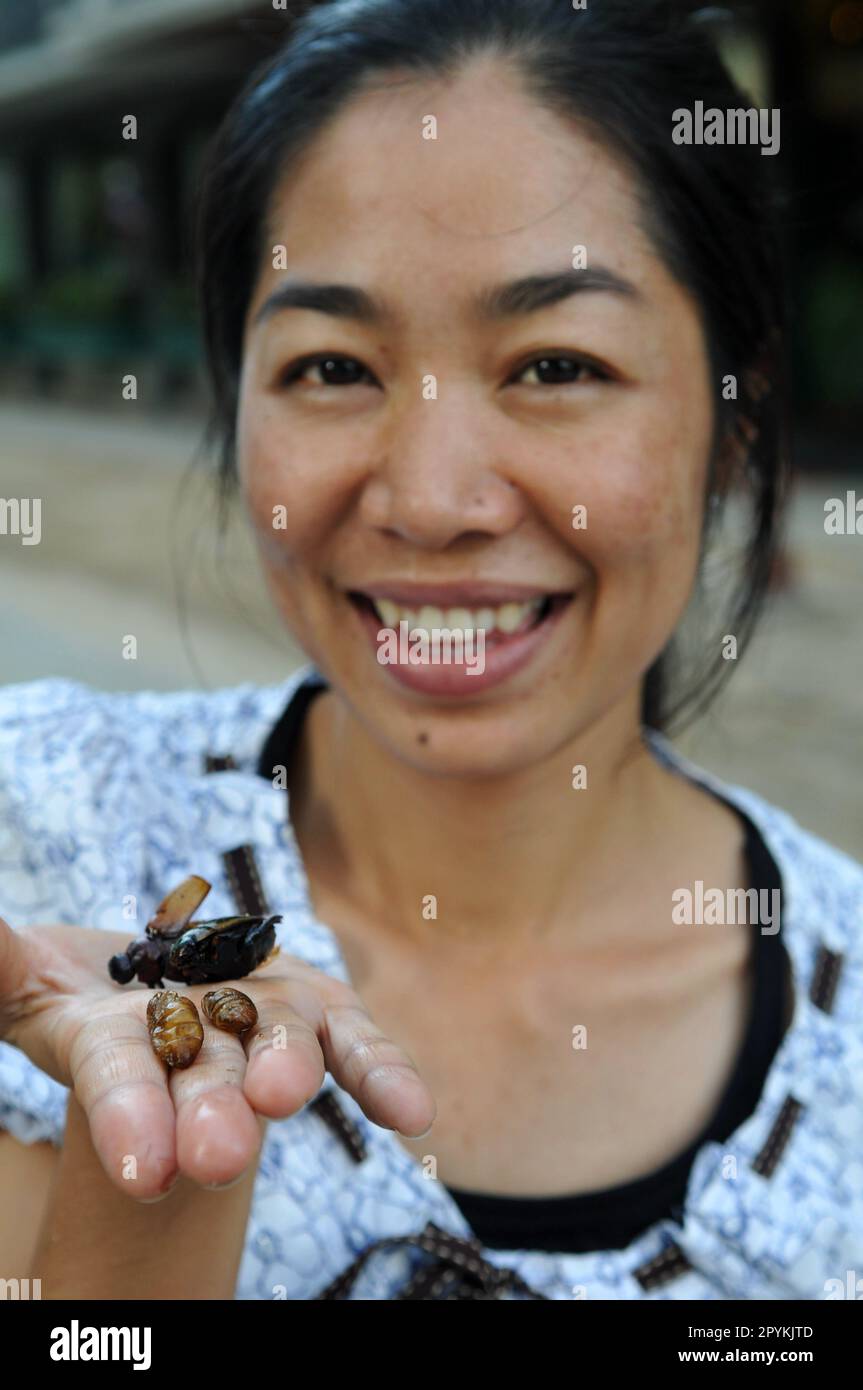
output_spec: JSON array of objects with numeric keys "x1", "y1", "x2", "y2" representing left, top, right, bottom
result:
[
  {"x1": 0, "y1": 0, "x2": 860, "y2": 448},
  {"x1": 0, "y1": 0, "x2": 280, "y2": 401}
]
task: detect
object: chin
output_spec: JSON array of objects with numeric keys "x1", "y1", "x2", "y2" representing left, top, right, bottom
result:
[{"x1": 352, "y1": 682, "x2": 583, "y2": 780}]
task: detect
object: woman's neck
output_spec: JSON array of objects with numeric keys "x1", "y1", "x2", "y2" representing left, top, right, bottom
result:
[{"x1": 289, "y1": 686, "x2": 694, "y2": 951}]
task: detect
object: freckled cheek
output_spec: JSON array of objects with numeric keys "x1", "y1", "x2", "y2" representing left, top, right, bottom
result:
[
  {"x1": 586, "y1": 480, "x2": 701, "y2": 570},
  {"x1": 237, "y1": 411, "x2": 354, "y2": 556},
  {"x1": 544, "y1": 415, "x2": 707, "y2": 589},
  {"x1": 549, "y1": 428, "x2": 707, "y2": 675},
  {"x1": 555, "y1": 408, "x2": 703, "y2": 556}
]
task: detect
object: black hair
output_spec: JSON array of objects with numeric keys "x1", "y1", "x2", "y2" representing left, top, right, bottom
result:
[{"x1": 197, "y1": 0, "x2": 791, "y2": 735}]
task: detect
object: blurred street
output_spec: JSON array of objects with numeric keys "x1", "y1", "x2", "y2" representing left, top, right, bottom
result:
[
  {"x1": 0, "y1": 401, "x2": 303, "y2": 692},
  {"x1": 0, "y1": 400, "x2": 860, "y2": 857}
]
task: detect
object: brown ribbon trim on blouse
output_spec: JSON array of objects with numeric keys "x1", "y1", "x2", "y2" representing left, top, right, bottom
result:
[{"x1": 314, "y1": 1221, "x2": 550, "y2": 1300}]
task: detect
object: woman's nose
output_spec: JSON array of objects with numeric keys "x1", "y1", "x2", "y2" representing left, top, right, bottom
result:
[{"x1": 357, "y1": 390, "x2": 525, "y2": 549}]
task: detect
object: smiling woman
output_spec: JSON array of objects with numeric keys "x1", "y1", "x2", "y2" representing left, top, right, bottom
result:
[
  {"x1": 202, "y1": 0, "x2": 790, "y2": 743},
  {"x1": 0, "y1": 0, "x2": 861, "y2": 1308}
]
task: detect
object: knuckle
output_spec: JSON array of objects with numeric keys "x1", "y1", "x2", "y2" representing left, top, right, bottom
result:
[
  {"x1": 341, "y1": 1033, "x2": 402, "y2": 1071},
  {"x1": 322, "y1": 1000, "x2": 373, "y2": 1030},
  {"x1": 249, "y1": 1017, "x2": 320, "y2": 1061}
]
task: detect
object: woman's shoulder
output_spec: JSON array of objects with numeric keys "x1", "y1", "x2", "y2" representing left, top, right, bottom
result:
[
  {"x1": 0, "y1": 672, "x2": 307, "y2": 789},
  {"x1": 734, "y1": 781, "x2": 863, "y2": 992},
  {"x1": 0, "y1": 671, "x2": 312, "y2": 929},
  {"x1": 648, "y1": 730, "x2": 863, "y2": 958}
]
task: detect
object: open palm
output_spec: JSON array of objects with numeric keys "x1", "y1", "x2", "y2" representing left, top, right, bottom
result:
[{"x1": 0, "y1": 915, "x2": 435, "y2": 1199}]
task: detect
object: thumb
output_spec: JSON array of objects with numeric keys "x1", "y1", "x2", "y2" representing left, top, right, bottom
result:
[{"x1": 0, "y1": 914, "x2": 32, "y2": 1044}]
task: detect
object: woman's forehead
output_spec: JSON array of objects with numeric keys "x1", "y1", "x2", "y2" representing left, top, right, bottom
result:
[
  {"x1": 273, "y1": 72, "x2": 634, "y2": 227},
  {"x1": 254, "y1": 68, "x2": 664, "y2": 316}
]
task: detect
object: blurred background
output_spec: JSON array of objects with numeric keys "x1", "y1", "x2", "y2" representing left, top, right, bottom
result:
[{"x1": 0, "y1": 0, "x2": 860, "y2": 853}]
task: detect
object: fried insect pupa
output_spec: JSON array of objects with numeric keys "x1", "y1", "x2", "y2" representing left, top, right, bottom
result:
[
  {"x1": 201, "y1": 987, "x2": 258, "y2": 1035},
  {"x1": 146, "y1": 990, "x2": 204, "y2": 1069}
]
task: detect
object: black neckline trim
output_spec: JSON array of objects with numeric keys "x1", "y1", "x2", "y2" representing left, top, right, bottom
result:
[{"x1": 256, "y1": 670, "x2": 328, "y2": 783}]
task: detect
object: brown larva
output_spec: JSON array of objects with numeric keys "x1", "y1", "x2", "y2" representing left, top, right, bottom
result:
[
  {"x1": 201, "y1": 987, "x2": 258, "y2": 1036},
  {"x1": 146, "y1": 990, "x2": 204, "y2": 1069}
]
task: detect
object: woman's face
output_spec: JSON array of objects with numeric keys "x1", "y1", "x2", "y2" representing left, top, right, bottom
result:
[{"x1": 237, "y1": 57, "x2": 715, "y2": 777}]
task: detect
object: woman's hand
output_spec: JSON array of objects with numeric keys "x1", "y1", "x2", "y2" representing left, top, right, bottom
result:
[{"x1": 0, "y1": 915, "x2": 435, "y2": 1200}]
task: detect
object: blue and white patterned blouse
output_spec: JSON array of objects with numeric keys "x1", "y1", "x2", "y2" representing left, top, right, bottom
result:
[{"x1": 1, "y1": 664, "x2": 861, "y2": 1299}]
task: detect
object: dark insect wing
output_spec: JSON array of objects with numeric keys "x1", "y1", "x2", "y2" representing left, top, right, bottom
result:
[
  {"x1": 234, "y1": 916, "x2": 281, "y2": 977},
  {"x1": 167, "y1": 914, "x2": 282, "y2": 984},
  {"x1": 175, "y1": 914, "x2": 263, "y2": 943},
  {"x1": 145, "y1": 874, "x2": 212, "y2": 940},
  {"x1": 169, "y1": 915, "x2": 272, "y2": 962}
]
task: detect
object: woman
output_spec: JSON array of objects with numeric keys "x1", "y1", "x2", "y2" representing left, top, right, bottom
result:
[{"x1": 1, "y1": 0, "x2": 861, "y2": 1301}]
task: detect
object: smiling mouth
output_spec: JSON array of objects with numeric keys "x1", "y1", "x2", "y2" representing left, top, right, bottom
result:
[{"x1": 347, "y1": 591, "x2": 573, "y2": 641}]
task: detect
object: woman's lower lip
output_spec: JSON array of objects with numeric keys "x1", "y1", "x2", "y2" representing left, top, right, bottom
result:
[{"x1": 350, "y1": 598, "x2": 572, "y2": 696}]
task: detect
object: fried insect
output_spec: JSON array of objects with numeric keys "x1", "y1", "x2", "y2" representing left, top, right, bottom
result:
[
  {"x1": 108, "y1": 874, "x2": 282, "y2": 989},
  {"x1": 146, "y1": 990, "x2": 204, "y2": 1069},
  {"x1": 202, "y1": 987, "x2": 259, "y2": 1035}
]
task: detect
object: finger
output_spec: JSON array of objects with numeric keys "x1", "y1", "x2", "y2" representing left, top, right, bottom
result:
[
  {"x1": 168, "y1": 1022, "x2": 261, "y2": 1188},
  {"x1": 242, "y1": 982, "x2": 327, "y2": 1119},
  {"x1": 243, "y1": 972, "x2": 436, "y2": 1136},
  {"x1": 67, "y1": 1008, "x2": 177, "y2": 1200},
  {"x1": 320, "y1": 1001, "x2": 436, "y2": 1138}
]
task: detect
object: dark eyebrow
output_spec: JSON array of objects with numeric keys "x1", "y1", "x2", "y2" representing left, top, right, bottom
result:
[
  {"x1": 477, "y1": 268, "x2": 640, "y2": 318},
  {"x1": 253, "y1": 266, "x2": 640, "y2": 329},
  {"x1": 254, "y1": 281, "x2": 382, "y2": 327}
]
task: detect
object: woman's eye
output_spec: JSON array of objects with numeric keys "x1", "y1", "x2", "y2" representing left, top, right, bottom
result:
[
  {"x1": 280, "y1": 355, "x2": 375, "y2": 388},
  {"x1": 276, "y1": 353, "x2": 605, "y2": 390},
  {"x1": 513, "y1": 356, "x2": 606, "y2": 387}
]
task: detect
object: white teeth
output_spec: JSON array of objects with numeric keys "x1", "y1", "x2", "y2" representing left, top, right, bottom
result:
[
  {"x1": 376, "y1": 599, "x2": 400, "y2": 627},
  {"x1": 496, "y1": 602, "x2": 526, "y2": 634},
  {"x1": 447, "y1": 608, "x2": 473, "y2": 630},
  {"x1": 370, "y1": 597, "x2": 544, "y2": 634},
  {"x1": 418, "y1": 605, "x2": 444, "y2": 629}
]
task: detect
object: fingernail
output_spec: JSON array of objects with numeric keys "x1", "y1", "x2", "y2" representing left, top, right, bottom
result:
[
  {"x1": 399, "y1": 1122, "x2": 433, "y2": 1139},
  {"x1": 202, "y1": 1172, "x2": 247, "y2": 1191},
  {"x1": 137, "y1": 1174, "x2": 179, "y2": 1204}
]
